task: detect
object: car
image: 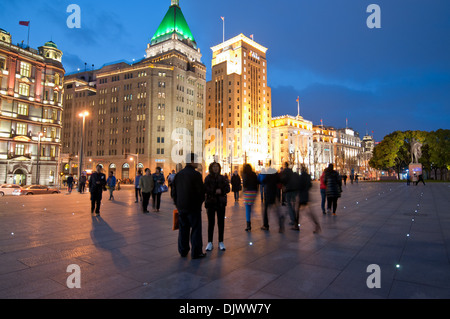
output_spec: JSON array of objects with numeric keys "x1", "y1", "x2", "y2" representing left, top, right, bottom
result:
[
  {"x1": 12, "y1": 185, "x2": 61, "y2": 195},
  {"x1": 0, "y1": 184, "x2": 23, "y2": 196}
]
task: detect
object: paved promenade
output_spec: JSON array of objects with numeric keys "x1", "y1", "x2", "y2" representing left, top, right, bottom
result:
[{"x1": 0, "y1": 181, "x2": 449, "y2": 299}]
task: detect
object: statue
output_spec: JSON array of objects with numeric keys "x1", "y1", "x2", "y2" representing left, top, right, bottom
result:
[{"x1": 410, "y1": 138, "x2": 422, "y2": 164}]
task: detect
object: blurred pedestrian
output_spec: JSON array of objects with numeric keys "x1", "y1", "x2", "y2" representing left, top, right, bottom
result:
[
  {"x1": 79, "y1": 173, "x2": 87, "y2": 193},
  {"x1": 324, "y1": 164, "x2": 342, "y2": 216},
  {"x1": 262, "y1": 164, "x2": 283, "y2": 232},
  {"x1": 134, "y1": 170, "x2": 142, "y2": 203},
  {"x1": 258, "y1": 171, "x2": 266, "y2": 202},
  {"x1": 342, "y1": 173, "x2": 347, "y2": 186},
  {"x1": 204, "y1": 162, "x2": 230, "y2": 251},
  {"x1": 106, "y1": 171, "x2": 116, "y2": 200},
  {"x1": 152, "y1": 167, "x2": 165, "y2": 212},
  {"x1": 296, "y1": 165, "x2": 321, "y2": 233},
  {"x1": 280, "y1": 162, "x2": 298, "y2": 228},
  {"x1": 89, "y1": 164, "x2": 106, "y2": 216},
  {"x1": 242, "y1": 164, "x2": 258, "y2": 232},
  {"x1": 139, "y1": 168, "x2": 154, "y2": 213},
  {"x1": 230, "y1": 170, "x2": 241, "y2": 202},
  {"x1": 172, "y1": 153, "x2": 206, "y2": 259},
  {"x1": 67, "y1": 174, "x2": 74, "y2": 193},
  {"x1": 320, "y1": 169, "x2": 327, "y2": 214},
  {"x1": 416, "y1": 174, "x2": 426, "y2": 186},
  {"x1": 167, "y1": 169, "x2": 176, "y2": 198}
]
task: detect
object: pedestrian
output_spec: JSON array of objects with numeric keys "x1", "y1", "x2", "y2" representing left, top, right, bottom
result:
[
  {"x1": 342, "y1": 173, "x2": 347, "y2": 186},
  {"x1": 324, "y1": 164, "x2": 342, "y2": 216},
  {"x1": 67, "y1": 174, "x2": 74, "y2": 193},
  {"x1": 89, "y1": 164, "x2": 106, "y2": 216},
  {"x1": 134, "y1": 170, "x2": 142, "y2": 203},
  {"x1": 152, "y1": 167, "x2": 165, "y2": 212},
  {"x1": 139, "y1": 168, "x2": 154, "y2": 213},
  {"x1": 167, "y1": 169, "x2": 176, "y2": 198},
  {"x1": 416, "y1": 174, "x2": 426, "y2": 186},
  {"x1": 355, "y1": 173, "x2": 359, "y2": 184},
  {"x1": 106, "y1": 171, "x2": 116, "y2": 200},
  {"x1": 350, "y1": 171, "x2": 354, "y2": 184},
  {"x1": 280, "y1": 162, "x2": 299, "y2": 228},
  {"x1": 230, "y1": 170, "x2": 242, "y2": 202},
  {"x1": 406, "y1": 173, "x2": 411, "y2": 185},
  {"x1": 297, "y1": 165, "x2": 321, "y2": 233},
  {"x1": 172, "y1": 153, "x2": 206, "y2": 259},
  {"x1": 79, "y1": 173, "x2": 87, "y2": 193},
  {"x1": 204, "y1": 162, "x2": 230, "y2": 251},
  {"x1": 242, "y1": 164, "x2": 258, "y2": 232},
  {"x1": 263, "y1": 164, "x2": 283, "y2": 232},
  {"x1": 258, "y1": 171, "x2": 266, "y2": 202},
  {"x1": 320, "y1": 169, "x2": 327, "y2": 214}
]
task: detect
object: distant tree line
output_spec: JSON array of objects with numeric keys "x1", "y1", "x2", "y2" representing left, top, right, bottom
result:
[{"x1": 369, "y1": 129, "x2": 450, "y2": 180}]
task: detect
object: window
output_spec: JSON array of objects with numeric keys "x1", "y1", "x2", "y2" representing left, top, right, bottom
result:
[
  {"x1": 17, "y1": 103, "x2": 28, "y2": 116},
  {"x1": 16, "y1": 123, "x2": 27, "y2": 135},
  {"x1": 20, "y1": 62, "x2": 31, "y2": 77},
  {"x1": 0, "y1": 57, "x2": 5, "y2": 70},
  {"x1": 19, "y1": 83, "x2": 30, "y2": 96},
  {"x1": 15, "y1": 144, "x2": 25, "y2": 156}
]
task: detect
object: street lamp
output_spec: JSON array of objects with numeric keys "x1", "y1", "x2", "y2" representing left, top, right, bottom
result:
[
  {"x1": 78, "y1": 111, "x2": 89, "y2": 180},
  {"x1": 128, "y1": 153, "x2": 139, "y2": 177},
  {"x1": 36, "y1": 131, "x2": 44, "y2": 184}
]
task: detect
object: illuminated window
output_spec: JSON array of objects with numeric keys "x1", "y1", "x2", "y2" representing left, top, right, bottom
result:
[
  {"x1": 15, "y1": 144, "x2": 25, "y2": 156},
  {"x1": 17, "y1": 103, "x2": 28, "y2": 116},
  {"x1": 20, "y1": 62, "x2": 31, "y2": 77},
  {"x1": 16, "y1": 123, "x2": 27, "y2": 135},
  {"x1": 19, "y1": 83, "x2": 30, "y2": 96}
]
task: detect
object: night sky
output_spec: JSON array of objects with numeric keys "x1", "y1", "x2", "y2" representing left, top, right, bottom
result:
[{"x1": 1, "y1": 0, "x2": 449, "y2": 142}]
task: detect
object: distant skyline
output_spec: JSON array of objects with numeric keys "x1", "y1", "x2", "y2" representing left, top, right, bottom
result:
[{"x1": 1, "y1": 0, "x2": 449, "y2": 141}]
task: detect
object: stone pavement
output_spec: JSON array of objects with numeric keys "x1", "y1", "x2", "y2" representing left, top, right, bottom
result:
[{"x1": 0, "y1": 182, "x2": 449, "y2": 300}]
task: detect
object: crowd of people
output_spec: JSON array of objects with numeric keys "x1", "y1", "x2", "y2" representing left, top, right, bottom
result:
[{"x1": 85, "y1": 155, "x2": 345, "y2": 260}]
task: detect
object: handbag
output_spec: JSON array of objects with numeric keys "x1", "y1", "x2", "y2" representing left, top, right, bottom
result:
[{"x1": 160, "y1": 184, "x2": 168, "y2": 193}]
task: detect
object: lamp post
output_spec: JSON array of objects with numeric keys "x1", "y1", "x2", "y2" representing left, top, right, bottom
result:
[
  {"x1": 78, "y1": 111, "x2": 89, "y2": 180},
  {"x1": 129, "y1": 153, "x2": 139, "y2": 177},
  {"x1": 36, "y1": 131, "x2": 44, "y2": 184}
]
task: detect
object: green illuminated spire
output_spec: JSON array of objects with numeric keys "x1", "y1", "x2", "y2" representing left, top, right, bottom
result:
[{"x1": 151, "y1": 0, "x2": 197, "y2": 49}]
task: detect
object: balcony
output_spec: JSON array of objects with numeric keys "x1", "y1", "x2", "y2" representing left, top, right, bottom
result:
[{"x1": 7, "y1": 152, "x2": 32, "y2": 160}]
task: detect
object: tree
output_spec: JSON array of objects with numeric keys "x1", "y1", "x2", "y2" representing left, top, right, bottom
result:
[
  {"x1": 427, "y1": 129, "x2": 450, "y2": 180},
  {"x1": 369, "y1": 131, "x2": 406, "y2": 178}
]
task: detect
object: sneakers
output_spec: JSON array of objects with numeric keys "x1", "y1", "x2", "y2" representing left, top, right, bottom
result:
[{"x1": 206, "y1": 242, "x2": 226, "y2": 251}]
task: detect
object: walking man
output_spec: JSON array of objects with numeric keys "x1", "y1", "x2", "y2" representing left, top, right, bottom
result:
[
  {"x1": 172, "y1": 153, "x2": 206, "y2": 259},
  {"x1": 106, "y1": 171, "x2": 116, "y2": 200},
  {"x1": 139, "y1": 168, "x2": 154, "y2": 213},
  {"x1": 89, "y1": 164, "x2": 106, "y2": 216}
]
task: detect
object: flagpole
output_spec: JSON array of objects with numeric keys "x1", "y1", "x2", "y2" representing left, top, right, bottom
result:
[
  {"x1": 27, "y1": 22, "x2": 30, "y2": 48},
  {"x1": 222, "y1": 17, "x2": 225, "y2": 43},
  {"x1": 297, "y1": 97, "x2": 300, "y2": 117}
]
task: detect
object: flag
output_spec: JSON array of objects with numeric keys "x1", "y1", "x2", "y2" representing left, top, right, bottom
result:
[
  {"x1": 19, "y1": 21, "x2": 30, "y2": 26},
  {"x1": 250, "y1": 34, "x2": 254, "y2": 40},
  {"x1": 221, "y1": 16, "x2": 224, "y2": 21},
  {"x1": 296, "y1": 97, "x2": 299, "y2": 102}
]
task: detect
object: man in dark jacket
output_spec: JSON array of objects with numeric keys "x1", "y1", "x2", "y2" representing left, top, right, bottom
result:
[
  {"x1": 172, "y1": 153, "x2": 206, "y2": 259},
  {"x1": 204, "y1": 162, "x2": 230, "y2": 251},
  {"x1": 296, "y1": 165, "x2": 321, "y2": 233},
  {"x1": 89, "y1": 164, "x2": 106, "y2": 215},
  {"x1": 324, "y1": 164, "x2": 342, "y2": 216},
  {"x1": 281, "y1": 162, "x2": 299, "y2": 227}
]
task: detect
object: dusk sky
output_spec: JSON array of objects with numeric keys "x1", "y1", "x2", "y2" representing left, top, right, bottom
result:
[{"x1": 1, "y1": 0, "x2": 449, "y2": 141}]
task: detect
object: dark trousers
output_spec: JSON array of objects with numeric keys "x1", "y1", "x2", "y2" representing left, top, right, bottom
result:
[
  {"x1": 178, "y1": 209, "x2": 203, "y2": 257},
  {"x1": 135, "y1": 188, "x2": 141, "y2": 201},
  {"x1": 152, "y1": 192, "x2": 161, "y2": 210},
  {"x1": 327, "y1": 196, "x2": 338, "y2": 213},
  {"x1": 142, "y1": 192, "x2": 151, "y2": 211},
  {"x1": 234, "y1": 191, "x2": 239, "y2": 201},
  {"x1": 90, "y1": 191, "x2": 102, "y2": 214},
  {"x1": 206, "y1": 206, "x2": 225, "y2": 243}
]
